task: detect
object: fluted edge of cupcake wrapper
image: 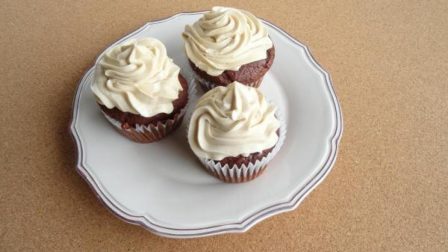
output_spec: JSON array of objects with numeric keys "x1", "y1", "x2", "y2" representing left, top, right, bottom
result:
[
  {"x1": 101, "y1": 78, "x2": 196, "y2": 143},
  {"x1": 192, "y1": 71, "x2": 264, "y2": 92},
  {"x1": 102, "y1": 107, "x2": 186, "y2": 143},
  {"x1": 188, "y1": 111, "x2": 287, "y2": 183}
]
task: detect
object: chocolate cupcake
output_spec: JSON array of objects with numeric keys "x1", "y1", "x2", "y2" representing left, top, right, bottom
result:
[
  {"x1": 91, "y1": 38, "x2": 188, "y2": 143},
  {"x1": 188, "y1": 82, "x2": 284, "y2": 183},
  {"x1": 182, "y1": 7, "x2": 275, "y2": 91}
]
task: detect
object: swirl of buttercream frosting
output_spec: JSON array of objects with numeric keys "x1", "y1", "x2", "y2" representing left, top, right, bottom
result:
[
  {"x1": 182, "y1": 6, "x2": 273, "y2": 76},
  {"x1": 188, "y1": 82, "x2": 280, "y2": 160},
  {"x1": 91, "y1": 38, "x2": 183, "y2": 117}
]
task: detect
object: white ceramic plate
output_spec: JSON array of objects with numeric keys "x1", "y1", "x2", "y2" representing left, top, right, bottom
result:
[{"x1": 70, "y1": 12, "x2": 343, "y2": 238}]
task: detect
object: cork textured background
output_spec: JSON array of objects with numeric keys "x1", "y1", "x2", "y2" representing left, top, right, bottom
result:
[{"x1": 1, "y1": 0, "x2": 447, "y2": 251}]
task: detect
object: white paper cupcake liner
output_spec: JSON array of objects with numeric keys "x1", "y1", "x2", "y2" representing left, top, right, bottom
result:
[
  {"x1": 102, "y1": 78, "x2": 196, "y2": 143},
  {"x1": 187, "y1": 110, "x2": 287, "y2": 183},
  {"x1": 192, "y1": 70, "x2": 264, "y2": 92},
  {"x1": 102, "y1": 107, "x2": 186, "y2": 143}
]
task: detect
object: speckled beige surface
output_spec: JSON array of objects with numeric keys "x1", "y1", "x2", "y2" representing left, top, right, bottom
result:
[{"x1": 1, "y1": 0, "x2": 447, "y2": 251}]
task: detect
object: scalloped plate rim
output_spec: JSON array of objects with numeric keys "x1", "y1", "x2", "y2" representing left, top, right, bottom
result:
[{"x1": 69, "y1": 11, "x2": 343, "y2": 238}]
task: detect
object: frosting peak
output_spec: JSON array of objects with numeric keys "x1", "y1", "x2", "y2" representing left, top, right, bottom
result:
[
  {"x1": 182, "y1": 7, "x2": 273, "y2": 76},
  {"x1": 188, "y1": 82, "x2": 280, "y2": 160},
  {"x1": 91, "y1": 38, "x2": 183, "y2": 117}
]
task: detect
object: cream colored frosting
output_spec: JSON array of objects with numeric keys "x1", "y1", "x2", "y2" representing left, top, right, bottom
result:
[
  {"x1": 188, "y1": 82, "x2": 280, "y2": 160},
  {"x1": 182, "y1": 6, "x2": 273, "y2": 76},
  {"x1": 91, "y1": 38, "x2": 183, "y2": 117}
]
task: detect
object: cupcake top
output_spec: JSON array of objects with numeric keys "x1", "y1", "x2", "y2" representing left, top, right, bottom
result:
[
  {"x1": 182, "y1": 6, "x2": 273, "y2": 76},
  {"x1": 91, "y1": 38, "x2": 183, "y2": 117},
  {"x1": 188, "y1": 82, "x2": 280, "y2": 160}
]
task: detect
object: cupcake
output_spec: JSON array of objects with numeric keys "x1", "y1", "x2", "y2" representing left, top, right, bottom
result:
[
  {"x1": 91, "y1": 38, "x2": 188, "y2": 143},
  {"x1": 182, "y1": 6, "x2": 275, "y2": 91},
  {"x1": 188, "y1": 82, "x2": 283, "y2": 183}
]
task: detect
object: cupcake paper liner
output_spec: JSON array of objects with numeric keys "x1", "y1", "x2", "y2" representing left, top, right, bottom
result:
[
  {"x1": 188, "y1": 111, "x2": 287, "y2": 183},
  {"x1": 192, "y1": 71, "x2": 264, "y2": 92},
  {"x1": 101, "y1": 77, "x2": 195, "y2": 143},
  {"x1": 103, "y1": 108, "x2": 186, "y2": 143}
]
